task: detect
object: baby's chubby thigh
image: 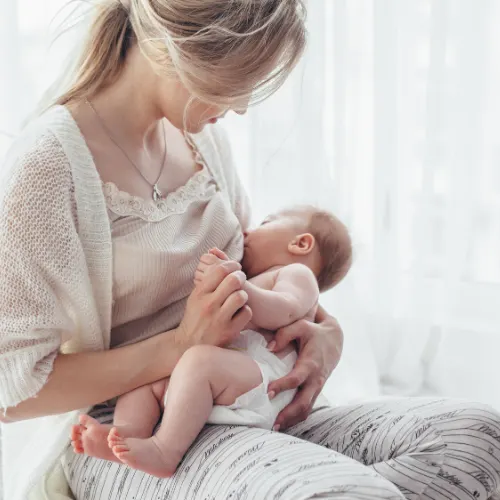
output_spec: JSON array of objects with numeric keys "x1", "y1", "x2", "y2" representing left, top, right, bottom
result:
[
  {"x1": 170, "y1": 344, "x2": 263, "y2": 407},
  {"x1": 151, "y1": 378, "x2": 169, "y2": 409}
]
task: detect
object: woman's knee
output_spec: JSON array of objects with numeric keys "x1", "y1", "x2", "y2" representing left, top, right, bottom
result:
[
  {"x1": 455, "y1": 402, "x2": 500, "y2": 451},
  {"x1": 344, "y1": 410, "x2": 447, "y2": 466},
  {"x1": 465, "y1": 401, "x2": 500, "y2": 432},
  {"x1": 413, "y1": 400, "x2": 500, "y2": 498},
  {"x1": 313, "y1": 474, "x2": 405, "y2": 500},
  {"x1": 255, "y1": 444, "x2": 405, "y2": 500},
  {"x1": 446, "y1": 402, "x2": 500, "y2": 476},
  {"x1": 421, "y1": 400, "x2": 500, "y2": 453},
  {"x1": 270, "y1": 469, "x2": 405, "y2": 500}
]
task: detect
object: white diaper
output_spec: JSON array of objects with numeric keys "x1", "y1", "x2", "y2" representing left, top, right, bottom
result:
[{"x1": 206, "y1": 330, "x2": 297, "y2": 430}]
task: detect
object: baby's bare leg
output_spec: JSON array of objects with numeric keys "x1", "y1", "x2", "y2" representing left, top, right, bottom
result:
[
  {"x1": 71, "y1": 380, "x2": 167, "y2": 463},
  {"x1": 113, "y1": 379, "x2": 167, "y2": 434},
  {"x1": 109, "y1": 345, "x2": 262, "y2": 478}
]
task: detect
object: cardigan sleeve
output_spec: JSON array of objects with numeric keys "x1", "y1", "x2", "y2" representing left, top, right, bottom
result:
[
  {"x1": 0, "y1": 130, "x2": 82, "y2": 409},
  {"x1": 211, "y1": 124, "x2": 252, "y2": 231}
]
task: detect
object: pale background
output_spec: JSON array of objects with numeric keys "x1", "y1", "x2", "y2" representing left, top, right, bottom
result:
[{"x1": 2, "y1": 1, "x2": 500, "y2": 496}]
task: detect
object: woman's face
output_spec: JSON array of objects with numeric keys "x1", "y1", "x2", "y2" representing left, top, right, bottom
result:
[{"x1": 157, "y1": 77, "x2": 248, "y2": 133}]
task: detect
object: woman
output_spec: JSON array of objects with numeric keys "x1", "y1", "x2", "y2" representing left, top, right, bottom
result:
[{"x1": 0, "y1": 0, "x2": 499, "y2": 499}]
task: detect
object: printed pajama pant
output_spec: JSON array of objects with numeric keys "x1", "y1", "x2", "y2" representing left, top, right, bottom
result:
[{"x1": 63, "y1": 397, "x2": 500, "y2": 500}]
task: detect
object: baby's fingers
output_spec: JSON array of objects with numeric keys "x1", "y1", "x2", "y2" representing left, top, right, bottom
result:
[
  {"x1": 209, "y1": 248, "x2": 230, "y2": 261},
  {"x1": 200, "y1": 253, "x2": 221, "y2": 265}
]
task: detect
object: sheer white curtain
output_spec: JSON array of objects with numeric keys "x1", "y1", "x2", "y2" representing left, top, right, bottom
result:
[
  {"x1": 225, "y1": 0, "x2": 500, "y2": 408},
  {"x1": 1, "y1": 0, "x2": 499, "y2": 409}
]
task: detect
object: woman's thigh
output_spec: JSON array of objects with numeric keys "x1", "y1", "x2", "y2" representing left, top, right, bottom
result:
[
  {"x1": 62, "y1": 406, "x2": 404, "y2": 500},
  {"x1": 287, "y1": 398, "x2": 500, "y2": 500}
]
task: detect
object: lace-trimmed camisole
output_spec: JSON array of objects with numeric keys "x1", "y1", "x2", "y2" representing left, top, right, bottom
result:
[{"x1": 104, "y1": 136, "x2": 248, "y2": 348}]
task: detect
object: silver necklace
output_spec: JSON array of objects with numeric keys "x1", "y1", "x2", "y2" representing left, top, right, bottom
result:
[{"x1": 85, "y1": 98, "x2": 167, "y2": 201}]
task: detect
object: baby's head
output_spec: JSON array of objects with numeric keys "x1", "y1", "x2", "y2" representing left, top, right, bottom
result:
[{"x1": 242, "y1": 206, "x2": 352, "y2": 292}]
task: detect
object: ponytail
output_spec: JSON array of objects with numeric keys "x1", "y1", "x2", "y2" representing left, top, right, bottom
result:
[{"x1": 56, "y1": 1, "x2": 132, "y2": 105}]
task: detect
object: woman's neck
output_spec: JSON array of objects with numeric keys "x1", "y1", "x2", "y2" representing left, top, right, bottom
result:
[{"x1": 84, "y1": 45, "x2": 166, "y2": 148}]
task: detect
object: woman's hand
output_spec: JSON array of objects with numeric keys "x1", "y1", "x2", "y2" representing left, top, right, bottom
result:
[
  {"x1": 267, "y1": 308, "x2": 343, "y2": 430},
  {"x1": 178, "y1": 256, "x2": 252, "y2": 349}
]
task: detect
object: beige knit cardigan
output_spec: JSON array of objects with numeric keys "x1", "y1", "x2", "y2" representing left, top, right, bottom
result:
[{"x1": 0, "y1": 106, "x2": 248, "y2": 500}]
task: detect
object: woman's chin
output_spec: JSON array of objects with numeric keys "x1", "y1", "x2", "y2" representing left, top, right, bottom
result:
[{"x1": 183, "y1": 121, "x2": 207, "y2": 134}]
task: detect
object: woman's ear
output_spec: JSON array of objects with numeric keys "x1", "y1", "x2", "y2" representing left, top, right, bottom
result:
[{"x1": 288, "y1": 233, "x2": 316, "y2": 256}]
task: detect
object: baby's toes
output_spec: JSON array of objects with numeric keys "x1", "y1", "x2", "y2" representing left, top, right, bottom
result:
[
  {"x1": 107, "y1": 427, "x2": 125, "y2": 448},
  {"x1": 70, "y1": 424, "x2": 83, "y2": 441},
  {"x1": 71, "y1": 427, "x2": 84, "y2": 454}
]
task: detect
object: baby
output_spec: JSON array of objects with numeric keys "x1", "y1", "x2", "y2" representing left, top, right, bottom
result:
[{"x1": 71, "y1": 206, "x2": 352, "y2": 478}]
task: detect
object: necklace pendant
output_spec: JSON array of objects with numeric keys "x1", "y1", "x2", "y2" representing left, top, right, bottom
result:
[{"x1": 153, "y1": 183, "x2": 163, "y2": 201}]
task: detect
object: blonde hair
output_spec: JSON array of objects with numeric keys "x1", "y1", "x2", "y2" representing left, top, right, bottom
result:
[{"x1": 56, "y1": 0, "x2": 307, "y2": 107}]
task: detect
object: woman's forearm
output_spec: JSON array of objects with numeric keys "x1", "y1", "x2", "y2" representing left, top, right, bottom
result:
[{"x1": 2, "y1": 328, "x2": 187, "y2": 423}]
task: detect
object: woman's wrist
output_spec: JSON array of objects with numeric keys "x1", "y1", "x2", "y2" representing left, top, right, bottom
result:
[
  {"x1": 153, "y1": 326, "x2": 192, "y2": 379},
  {"x1": 314, "y1": 304, "x2": 343, "y2": 356}
]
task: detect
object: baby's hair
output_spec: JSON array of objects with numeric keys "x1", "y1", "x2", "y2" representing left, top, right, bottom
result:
[{"x1": 285, "y1": 206, "x2": 353, "y2": 292}]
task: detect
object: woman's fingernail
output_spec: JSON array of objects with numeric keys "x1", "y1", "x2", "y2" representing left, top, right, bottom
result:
[
  {"x1": 268, "y1": 390, "x2": 276, "y2": 400},
  {"x1": 273, "y1": 424, "x2": 281, "y2": 432},
  {"x1": 267, "y1": 341, "x2": 276, "y2": 352},
  {"x1": 234, "y1": 270, "x2": 246, "y2": 282}
]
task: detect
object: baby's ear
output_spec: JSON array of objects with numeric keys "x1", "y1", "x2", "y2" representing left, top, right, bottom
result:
[{"x1": 288, "y1": 233, "x2": 316, "y2": 256}]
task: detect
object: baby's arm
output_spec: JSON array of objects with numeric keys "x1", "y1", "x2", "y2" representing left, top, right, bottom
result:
[{"x1": 243, "y1": 264, "x2": 319, "y2": 331}]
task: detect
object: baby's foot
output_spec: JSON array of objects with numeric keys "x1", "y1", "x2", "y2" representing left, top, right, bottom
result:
[
  {"x1": 71, "y1": 415, "x2": 121, "y2": 463},
  {"x1": 108, "y1": 427, "x2": 180, "y2": 478}
]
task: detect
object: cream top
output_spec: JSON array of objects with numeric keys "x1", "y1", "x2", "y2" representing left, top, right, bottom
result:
[{"x1": 104, "y1": 144, "x2": 247, "y2": 348}]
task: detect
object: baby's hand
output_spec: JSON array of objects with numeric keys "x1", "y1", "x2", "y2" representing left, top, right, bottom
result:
[
  {"x1": 194, "y1": 248, "x2": 233, "y2": 285},
  {"x1": 208, "y1": 248, "x2": 229, "y2": 261}
]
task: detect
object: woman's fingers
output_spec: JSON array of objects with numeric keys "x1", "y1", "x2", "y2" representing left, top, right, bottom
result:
[
  {"x1": 182, "y1": 258, "x2": 248, "y2": 347},
  {"x1": 220, "y1": 290, "x2": 249, "y2": 318},
  {"x1": 212, "y1": 270, "x2": 246, "y2": 305},
  {"x1": 269, "y1": 319, "x2": 308, "y2": 352},
  {"x1": 229, "y1": 305, "x2": 253, "y2": 333},
  {"x1": 268, "y1": 362, "x2": 310, "y2": 397},
  {"x1": 198, "y1": 261, "x2": 242, "y2": 294},
  {"x1": 273, "y1": 380, "x2": 320, "y2": 430}
]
